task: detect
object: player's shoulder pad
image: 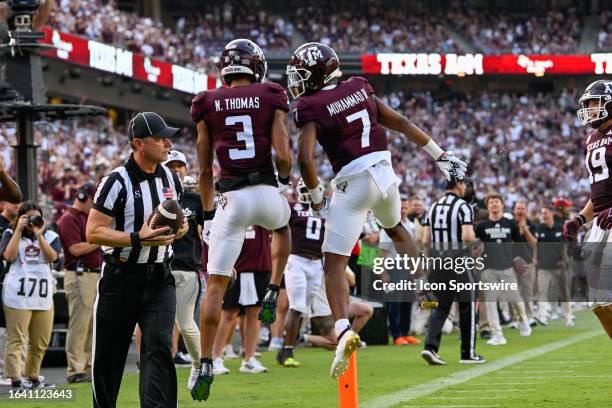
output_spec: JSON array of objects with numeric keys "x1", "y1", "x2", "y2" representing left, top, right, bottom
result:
[
  {"x1": 191, "y1": 90, "x2": 210, "y2": 123},
  {"x1": 263, "y1": 81, "x2": 290, "y2": 112},
  {"x1": 348, "y1": 76, "x2": 374, "y2": 94}
]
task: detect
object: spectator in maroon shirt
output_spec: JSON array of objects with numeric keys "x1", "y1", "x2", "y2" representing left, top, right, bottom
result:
[{"x1": 57, "y1": 182, "x2": 102, "y2": 384}]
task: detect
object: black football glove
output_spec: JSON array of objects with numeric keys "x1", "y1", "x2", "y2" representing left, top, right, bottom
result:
[
  {"x1": 563, "y1": 214, "x2": 586, "y2": 241},
  {"x1": 596, "y1": 208, "x2": 612, "y2": 230}
]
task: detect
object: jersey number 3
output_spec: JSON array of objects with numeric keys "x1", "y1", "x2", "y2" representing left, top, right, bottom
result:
[
  {"x1": 586, "y1": 146, "x2": 609, "y2": 183},
  {"x1": 227, "y1": 115, "x2": 255, "y2": 160}
]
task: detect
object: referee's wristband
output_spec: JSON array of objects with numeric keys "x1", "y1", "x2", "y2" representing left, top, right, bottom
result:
[
  {"x1": 203, "y1": 208, "x2": 216, "y2": 221},
  {"x1": 130, "y1": 231, "x2": 141, "y2": 248}
]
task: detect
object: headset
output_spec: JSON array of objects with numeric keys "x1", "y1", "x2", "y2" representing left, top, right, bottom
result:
[{"x1": 76, "y1": 182, "x2": 94, "y2": 203}]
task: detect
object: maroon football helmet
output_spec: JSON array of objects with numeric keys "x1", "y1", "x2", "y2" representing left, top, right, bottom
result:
[
  {"x1": 286, "y1": 42, "x2": 342, "y2": 99},
  {"x1": 220, "y1": 39, "x2": 267, "y2": 85}
]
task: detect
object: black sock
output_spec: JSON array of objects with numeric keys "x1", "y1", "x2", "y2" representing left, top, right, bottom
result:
[{"x1": 200, "y1": 357, "x2": 213, "y2": 365}]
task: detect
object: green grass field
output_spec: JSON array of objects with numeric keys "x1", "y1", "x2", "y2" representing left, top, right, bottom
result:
[{"x1": 4, "y1": 309, "x2": 610, "y2": 408}]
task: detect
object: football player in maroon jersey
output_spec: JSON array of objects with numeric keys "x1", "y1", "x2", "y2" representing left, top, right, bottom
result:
[
  {"x1": 564, "y1": 79, "x2": 612, "y2": 339},
  {"x1": 287, "y1": 42, "x2": 467, "y2": 378},
  {"x1": 276, "y1": 178, "x2": 326, "y2": 367},
  {"x1": 190, "y1": 39, "x2": 293, "y2": 401}
]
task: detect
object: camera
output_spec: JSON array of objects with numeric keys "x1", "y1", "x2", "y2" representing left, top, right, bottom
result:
[
  {"x1": 28, "y1": 215, "x2": 44, "y2": 228},
  {"x1": 7, "y1": 0, "x2": 41, "y2": 32}
]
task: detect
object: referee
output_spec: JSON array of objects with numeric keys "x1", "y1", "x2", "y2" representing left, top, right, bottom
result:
[
  {"x1": 86, "y1": 112, "x2": 188, "y2": 408},
  {"x1": 420, "y1": 175, "x2": 485, "y2": 365}
]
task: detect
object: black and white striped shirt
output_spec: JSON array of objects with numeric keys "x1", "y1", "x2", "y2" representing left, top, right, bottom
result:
[
  {"x1": 92, "y1": 154, "x2": 183, "y2": 264},
  {"x1": 424, "y1": 193, "x2": 473, "y2": 246}
]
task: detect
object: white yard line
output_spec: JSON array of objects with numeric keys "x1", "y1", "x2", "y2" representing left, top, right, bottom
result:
[{"x1": 361, "y1": 330, "x2": 601, "y2": 408}]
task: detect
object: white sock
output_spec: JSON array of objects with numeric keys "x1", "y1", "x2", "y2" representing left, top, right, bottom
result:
[
  {"x1": 334, "y1": 319, "x2": 351, "y2": 339},
  {"x1": 271, "y1": 336, "x2": 283, "y2": 343}
]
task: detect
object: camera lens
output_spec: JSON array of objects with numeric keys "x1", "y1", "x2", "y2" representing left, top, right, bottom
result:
[{"x1": 28, "y1": 215, "x2": 44, "y2": 228}]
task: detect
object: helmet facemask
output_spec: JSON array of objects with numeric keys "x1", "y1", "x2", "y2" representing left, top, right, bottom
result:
[
  {"x1": 577, "y1": 94, "x2": 612, "y2": 128},
  {"x1": 286, "y1": 65, "x2": 311, "y2": 99}
]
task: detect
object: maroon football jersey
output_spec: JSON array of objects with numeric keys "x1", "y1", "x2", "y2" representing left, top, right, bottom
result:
[
  {"x1": 289, "y1": 202, "x2": 325, "y2": 259},
  {"x1": 234, "y1": 225, "x2": 271, "y2": 273},
  {"x1": 585, "y1": 124, "x2": 612, "y2": 214},
  {"x1": 191, "y1": 82, "x2": 289, "y2": 180},
  {"x1": 293, "y1": 76, "x2": 388, "y2": 174}
]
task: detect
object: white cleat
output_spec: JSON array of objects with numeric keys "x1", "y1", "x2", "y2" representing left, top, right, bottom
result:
[
  {"x1": 188, "y1": 365, "x2": 200, "y2": 390},
  {"x1": 222, "y1": 344, "x2": 239, "y2": 359},
  {"x1": 520, "y1": 321, "x2": 532, "y2": 337},
  {"x1": 330, "y1": 329, "x2": 360, "y2": 379},
  {"x1": 239, "y1": 357, "x2": 268, "y2": 373},
  {"x1": 486, "y1": 334, "x2": 507, "y2": 346},
  {"x1": 213, "y1": 357, "x2": 230, "y2": 375}
]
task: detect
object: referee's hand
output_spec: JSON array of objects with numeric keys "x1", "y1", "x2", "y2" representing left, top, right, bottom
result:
[{"x1": 139, "y1": 224, "x2": 175, "y2": 246}]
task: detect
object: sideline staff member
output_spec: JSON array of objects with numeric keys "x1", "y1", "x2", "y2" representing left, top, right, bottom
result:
[
  {"x1": 58, "y1": 182, "x2": 101, "y2": 384},
  {"x1": 86, "y1": 112, "x2": 188, "y2": 408}
]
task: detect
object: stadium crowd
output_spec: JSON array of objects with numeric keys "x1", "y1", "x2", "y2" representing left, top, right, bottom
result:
[
  {"x1": 449, "y1": 8, "x2": 584, "y2": 54},
  {"x1": 47, "y1": 0, "x2": 606, "y2": 72}
]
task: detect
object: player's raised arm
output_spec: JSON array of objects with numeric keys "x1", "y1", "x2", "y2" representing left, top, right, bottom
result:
[
  {"x1": 373, "y1": 95, "x2": 467, "y2": 181},
  {"x1": 196, "y1": 120, "x2": 215, "y2": 213},
  {"x1": 271, "y1": 109, "x2": 292, "y2": 181}
]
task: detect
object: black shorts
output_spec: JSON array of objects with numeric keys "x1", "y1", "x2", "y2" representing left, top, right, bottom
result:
[{"x1": 222, "y1": 272, "x2": 271, "y2": 310}]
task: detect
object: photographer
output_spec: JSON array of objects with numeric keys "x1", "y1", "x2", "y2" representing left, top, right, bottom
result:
[
  {"x1": 0, "y1": 201, "x2": 59, "y2": 390},
  {"x1": 0, "y1": 0, "x2": 54, "y2": 33}
]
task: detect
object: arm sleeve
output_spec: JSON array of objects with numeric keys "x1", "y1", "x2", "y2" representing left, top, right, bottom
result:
[
  {"x1": 268, "y1": 83, "x2": 290, "y2": 113},
  {"x1": 92, "y1": 172, "x2": 126, "y2": 217},
  {"x1": 191, "y1": 91, "x2": 208, "y2": 123},
  {"x1": 459, "y1": 203, "x2": 474, "y2": 225},
  {"x1": 511, "y1": 220, "x2": 523, "y2": 242},
  {"x1": 58, "y1": 216, "x2": 82, "y2": 250},
  {"x1": 293, "y1": 99, "x2": 319, "y2": 128},
  {"x1": 48, "y1": 234, "x2": 62, "y2": 254},
  {"x1": 475, "y1": 223, "x2": 484, "y2": 240},
  {"x1": 0, "y1": 229, "x2": 13, "y2": 258}
]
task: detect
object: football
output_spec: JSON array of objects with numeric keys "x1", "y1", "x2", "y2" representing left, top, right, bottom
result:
[{"x1": 148, "y1": 199, "x2": 184, "y2": 235}]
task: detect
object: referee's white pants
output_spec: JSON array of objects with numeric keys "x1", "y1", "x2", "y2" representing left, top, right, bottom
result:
[
  {"x1": 323, "y1": 170, "x2": 401, "y2": 256},
  {"x1": 208, "y1": 185, "x2": 290, "y2": 276},
  {"x1": 172, "y1": 270, "x2": 200, "y2": 367},
  {"x1": 285, "y1": 254, "x2": 324, "y2": 314}
]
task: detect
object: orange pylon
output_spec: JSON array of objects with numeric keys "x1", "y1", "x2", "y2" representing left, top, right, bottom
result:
[{"x1": 338, "y1": 352, "x2": 358, "y2": 408}]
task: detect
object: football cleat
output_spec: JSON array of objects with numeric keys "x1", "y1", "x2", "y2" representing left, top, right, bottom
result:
[
  {"x1": 421, "y1": 349, "x2": 446, "y2": 365},
  {"x1": 276, "y1": 348, "x2": 300, "y2": 367},
  {"x1": 330, "y1": 328, "x2": 360, "y2": 379},
  {"x1": 188, "y1": 366, "x2": 200, "y2": 391},
  {"x1": 190, "y1": 360, "x2": 214, "y2": 401},
  {"x1": 460, "y1": 354, "x2": 486, "y2": 364}
]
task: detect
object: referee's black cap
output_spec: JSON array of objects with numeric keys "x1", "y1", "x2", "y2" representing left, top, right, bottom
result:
[{"x1": 128, "y1": 112, "x2": 180, "y2": 141}]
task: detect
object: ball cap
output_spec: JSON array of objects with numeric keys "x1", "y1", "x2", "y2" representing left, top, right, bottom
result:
[
  {"x1": 128, "y1": 112, "x2": 180, "y2": 140},
  {"x1": 164, "y1": 150, "x2": 187, "y2": 166}
]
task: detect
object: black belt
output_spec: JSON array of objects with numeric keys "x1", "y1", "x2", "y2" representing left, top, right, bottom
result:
[
  {"x1": 215, "y1": 172, "x2": 277, "y2": 193},
  {"x1": 67, "y1": 268, "x2": 101, "y2": 273},
  {"x1": 103, "y1": 255, "x2": 171, "y2": 274}
]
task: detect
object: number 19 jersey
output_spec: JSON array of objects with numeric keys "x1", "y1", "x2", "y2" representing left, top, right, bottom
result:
[
  {"x1": 191, "y1": 82, "x2": 290, "y2": 180},
  {"x1": 292, "y1": 76, "x2": 387, "y2": 175},
  {"x1": 585, "y1": 124, "x2": 612, "y2": 213}
]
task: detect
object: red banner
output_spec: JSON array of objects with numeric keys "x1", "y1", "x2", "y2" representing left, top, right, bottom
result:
[
  {"x1": 40, "y1": 28, "x2": 219, "y2": 93},
  {"x1": 362, "y1": 53, "x2": 612, "y2": 76}
]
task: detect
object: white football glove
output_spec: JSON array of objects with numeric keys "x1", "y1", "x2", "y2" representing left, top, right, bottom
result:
[
  {"x1": 202, "y1": 220, "x2": 212, "y2": 246},
  {"x1": 436, "y1": 152, "x2": 467, "y2": 181}
]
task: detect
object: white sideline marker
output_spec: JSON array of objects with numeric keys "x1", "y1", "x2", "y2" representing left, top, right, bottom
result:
[{"x1": 361, "y1": 330, "x2": 601, "y2": 408}]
